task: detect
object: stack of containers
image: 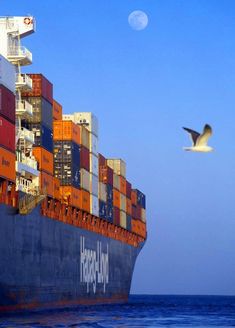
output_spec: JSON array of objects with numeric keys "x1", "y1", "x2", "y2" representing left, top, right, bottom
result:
[
  {"x1": 52, "y1": 99, "x2": 62, "y2": 121},
  {"x1": 21, "y1": 74, "x2": 54, "y2": 196},
  {"x1": 98, "y1": 154, "x2": 114, "y2": 222},
  {"x1": 125, "y1": 180, "x2": 132, "y2": 231},
  {"x1": 131, "y1": 188, "x2": 146, "y2": 236},
  {"x1": 107, "y1": 159, "x2": 126, "y2": 228},
  {"x1": 73, "y1": 113, "x2": 99, "y2": 217},
  {"x1": 0, "y1": 55, "x2": 16, "y2": 184},
  {"x1": 53, "y1": 120, "x2": 90, "y2": 212}
]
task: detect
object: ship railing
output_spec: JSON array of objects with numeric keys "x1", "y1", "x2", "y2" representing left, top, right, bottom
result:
[
  {"x1": 7, "y1": 46, "x2": 32, "y2": 65},
  {"x1": 16, "y1": 100, "x2": 33, "y2": 117},
  {"x1": 16, "y1": 152, "x2": 38, "y2": 170},
  {"x1": 17, "y1": 127, "x2": 35, "y2": 144},
  {"x1": 16, "y1": 177, "x2": 38, "y2": 194},
  {"x1": 16, "y1": 73, "x2": 33, "y2": 90}
]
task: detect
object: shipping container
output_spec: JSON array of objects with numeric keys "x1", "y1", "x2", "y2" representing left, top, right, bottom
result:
[
  {"x1": 53, "y1": 99, "x2": 62, "y2": 121},
  {"x1": 99, "y1": 165, "x2": 113, "y2": 185},
  {"x1": 80, "y1": 146, "x2": 89, "y2": 171},
  {"x1": 0, "y1": 146, "x2": 15, "y2": 182},
  {"x1": 120, "y1": 210, "x2": 127, "y2": 229},
  {"x1": 60, "y1": 186, "x2": 81, "y2": 208},
  {"x1": 113, "y1": 189, "x2": 120, "y2": 208},
  {"x1": 33, "y1": 147, "x2": 53, "y2": 175},
  {"x1": 120, "y1": 193, "x2": 126, "y2": 212},
  {"x1": 113, "y1": 207, "x2": 120, "y2": 226},
  {"x1": 53, "y1": 177, "x2": 61, "y2": 200},
  {"x1": 40, "y1": 171, "x2": 54, "y2": 197},
  {"x1": 106, "y1": 203, "x2": 113, "y2": 222},
  {"x1": 25, "y1": 123, "x2": 53, "y2": 153},
  {"x1": 0, "y1": 84, "x2": 15, "y2": 123},
  {"x1": 98, "y1": 153, "x2": 106, "y2": 166},
  {"x1": 80, "y1": 189, "x2": 90, "y2": 212},
  {"x1": 24, "y1": 96, "x2": 53, "y2": 129},
  {"x1": 126, "y1": 180, "x2": 132, "y2": 199},
  {"x1": 54, "y1": 140, "x2": 80, "y2": 164},
  {"x1": 21, "y1": 74, "x2": 53, "y2": 104},
  {"x1": 90, "y1": 194, "x2": 99, "y2": 216},
  {"x1": 98, "y1": 181, "x2": 107, "y2": 202},
  {"x1": 107, "y1": 159, "x2": 126, "y2": 178},
  {"x1": 81, "y1": 126, "x2": 90, "y2": 149},
  {"x1": 141, "y1": 208, "x2": 146, "y2": 222},
  {"x1": 99, "y1": 200, "x2": 106, "y2": 219},
  {"x1": 0, "y1": 55, "x2": 15, "y2": 93},
  {"x1": 90, "y1": 153, "x2": 98, "y2": 176},
  {"x1": 113, "y1": 173, "x2": 120, "y2": 190},
  {"x1": 55, "y1": 163, "x2": 80, "y2": 189},
  {"x1": 126, "y1": 215, "x2": 132, "y2": 232},
  {"x1": 89, "y1": 132, "x2": 98, "y2": 156},
  {"x1": 134, "y1": 189, "x2": 146, "y2": 209},
  {"x1": 126, "y1": 198, "x2": 132, "y2": 215},
  {"x1": 80, "y1": 168, "x2": 90, "y2": 192},
  {"x1": 90, "y1": 173, "x2": 98, "y2": 196},
  {"x1": 131, "y1": 189, "x2": 137, "y2": 206},
  {"x1": 131, "y1": 219, "x2": 147, "y2": 238},
  {"x1": 106, "y1": 184, "x2": 113, "y2": 203},
  {"x1": 73, "y1": 112, "x2": 98, "y2": 137},
  {"x1": 53, "y1": 120, "x2": 81, "y2": 145},
  {"x1": 120, "y1": 176, "x2": 126, "y2": 195},
  {"x1": 0, "y1": 116, "x2": 15, "y2": 152}
]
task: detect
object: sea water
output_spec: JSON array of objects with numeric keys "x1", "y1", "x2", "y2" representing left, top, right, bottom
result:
[{"x1": 0, "y1": 295, "x2": 235, "y2": 327}]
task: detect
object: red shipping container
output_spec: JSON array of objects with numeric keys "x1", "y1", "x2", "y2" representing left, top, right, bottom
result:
[
  {"x1": 98, "y1": 153, "x2": 106, "y2": 166},
  {"x1": 0, "y1": 85, "x2": 15, "y2": 123},
  {"x1": 113, "y1": 206, "x2": 120, "y2": 226},
  {"x1": 99, "y1": 165, "x2": 113, "y2": 185},
  {"x1": 126, "y1": 180, "x2": 132, "y2": 199},
  {"x1": 80, "y1": 146, "x2": 90, "y2": 171},
  {"x1": 53, "y1": 99, "x2": 62, "y2": 120},
  {"x1": 0, "y1": 115, "x2": 15, "y2": 152},
  {"x1": 21, "y1": 74, "x2": 53, "y2": 104}
]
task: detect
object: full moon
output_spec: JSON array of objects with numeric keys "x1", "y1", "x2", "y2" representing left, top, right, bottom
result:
[{"x1": 128, "y1": 10, "x2": 148, "y2": 31}]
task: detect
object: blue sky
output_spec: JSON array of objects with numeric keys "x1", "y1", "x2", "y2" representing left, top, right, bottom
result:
[{"x1": 2, "y1": 0, "x2": 235, "y2": 295}]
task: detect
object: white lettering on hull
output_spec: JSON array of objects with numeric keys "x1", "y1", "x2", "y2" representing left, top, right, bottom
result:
[{"x1": 80, "y1": 236, "x2": 109, "y2": 293}]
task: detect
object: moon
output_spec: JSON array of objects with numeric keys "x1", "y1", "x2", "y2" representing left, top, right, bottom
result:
[{"x1": 128, "y1": 10, "x2": 148, "y2": 31}]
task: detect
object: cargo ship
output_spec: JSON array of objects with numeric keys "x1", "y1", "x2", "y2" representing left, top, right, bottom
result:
[{"x1": 0, "y1": 16, "x2": 147, "y2": 312}]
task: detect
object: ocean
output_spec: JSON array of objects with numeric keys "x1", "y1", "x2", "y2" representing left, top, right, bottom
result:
[{"x1": 0, "y1": 295, "x2": 235, "y2": 327}]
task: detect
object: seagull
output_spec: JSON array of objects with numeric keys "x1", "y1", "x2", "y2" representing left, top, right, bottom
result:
[{"x1": 182, "y1": 124, "x2": 213, "y2": 152}]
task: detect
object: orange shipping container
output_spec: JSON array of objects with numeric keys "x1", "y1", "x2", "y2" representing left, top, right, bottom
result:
[
  {"x1": 53, "y1": 177, "x2": 61, "y2": 200},
  {"x1": 53, "y1": 99, "x2": 62, "y2": 120},
  {"x1": 126, "y1": 198, "x2": 132, "y2": 215},
  {"x1": 60, "y1": 186, "x2": 81, "y2": 208},
  {"x1": 120, "y1": 176, "x2": 126, "y2": 195},
  {"x1": 0, "y1": 147, "x2": 15, "y2": 182},
  {"x1": 40, "y1": 171, "x2": 54, "y2": 197},
  {"x1": 113, "y1": 189, "x2": 120, "y2": 208},
  {"x1": 131, "y1": 189, "x2": 137, "y2": 206},
  {"x1": 53, "y1": 121, "x2": 81, "y2": 145},
  {"x1": 33, "y1": 147, "x2": 54, "y2": 175},
  {"x1": 131, "y1": 219, "x2": 147, "y2": 238},
  {"x1": 80, "y1": 189, "x2": 90, "y2": 212}
]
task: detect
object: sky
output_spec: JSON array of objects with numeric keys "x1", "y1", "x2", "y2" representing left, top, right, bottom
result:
[{"x1": 2, "y1": 0, "x2": 235, "y2": 296}]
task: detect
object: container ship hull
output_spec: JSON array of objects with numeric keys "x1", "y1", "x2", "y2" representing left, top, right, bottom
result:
[{"x1": 0, "y1": 203, "x2": 143, "y2": 312}]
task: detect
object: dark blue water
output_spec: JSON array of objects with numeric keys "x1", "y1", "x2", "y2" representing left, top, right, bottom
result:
[{"x1": 0, "y1": 295, "x2": 235, "y2": 327}]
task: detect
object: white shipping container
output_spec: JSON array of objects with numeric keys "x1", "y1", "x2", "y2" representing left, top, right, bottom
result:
[
  {"x1": 141, "y1": 208, "x2": 146, "y2": 222},
  {"x1": 120, "y1": 193, "x2": 126, "y2": 212},
  {"x1": 99, "y1": 182, "x2": 107, "y2": 202},
  {"x1": 90, "y1": 194, "x2": 99, "y2": 216},
  {"x1": 0, "y1": 55, "x2": 15, "y2": 93},
  {"x1": 73, "y1": 112, "x2": 98, "y2": 137},
  {"x1": 107, "y1": 159, "x2": 126, "y2": 178},
  {"x1": 120, "y1": 210, "x2": 127, "y2": 229},
  {"x1": 80, "y1": 168, "x2": 90, "y2": 192},
  {"x1": 90, "y1": 153, "x2": 98, "y2": 176},
  {"x1": 81, "y1": 126, "x2": 90, "y2": 149},
  {"x1": 113, "y1": 173, "x2": 120, "y2": 190},
  {"x1": 89, "y1": 132, "x2": 98, "y2": 156},
  {"x1": 90, "y1": 173, "x2": 98, "y2": 197}
]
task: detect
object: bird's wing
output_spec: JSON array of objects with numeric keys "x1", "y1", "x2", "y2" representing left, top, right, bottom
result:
[
  {"x1": 183, "y1": 127, "x2": 200, "y2": 146},
  {"x1": 196, "y1": 124, "x2": 212, "y2": 146}
]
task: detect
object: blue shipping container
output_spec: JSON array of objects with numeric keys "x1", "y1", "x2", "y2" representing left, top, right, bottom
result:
[{"x1": 99, "y1": 200, "x2": 107, "y2": 219}]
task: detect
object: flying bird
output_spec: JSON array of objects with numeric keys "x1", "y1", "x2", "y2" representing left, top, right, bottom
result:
[{"x1": 182, "y1": 124, "x2": 213, "y2": 152}]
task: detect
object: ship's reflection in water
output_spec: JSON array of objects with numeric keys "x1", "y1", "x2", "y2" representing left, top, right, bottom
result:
[{"x1": 0, "y1": 295, "x2": 235, "y2": 327}]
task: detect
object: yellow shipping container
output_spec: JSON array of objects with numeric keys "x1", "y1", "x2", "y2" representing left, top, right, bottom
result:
[
  {"x1": 120, "y1": 193, "x2": 126, "y2": 212},
  {"x1": 113, "y1": 173, "x2": 120, "y2": 190},
  {"x1": 107, "y1": 159, "x2": 126, "y2": 178},
  {"x1": 120, "y1": 210, "x2": 127, "y2": 229}
]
